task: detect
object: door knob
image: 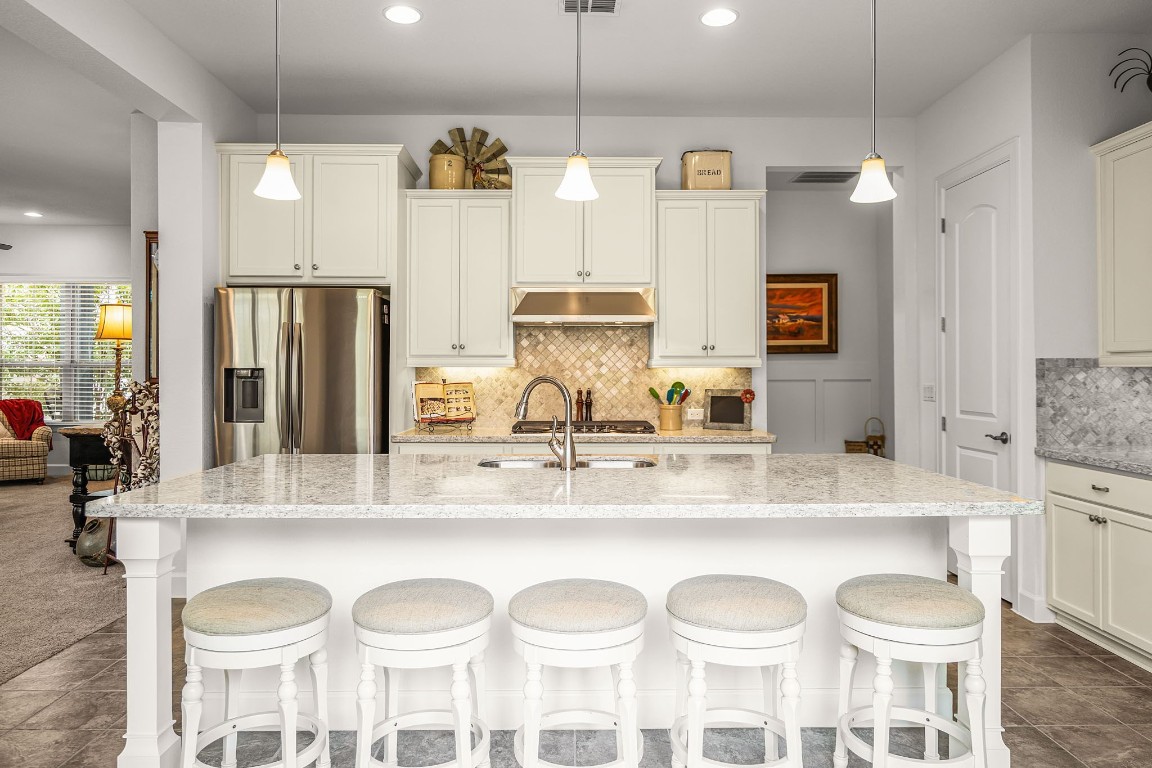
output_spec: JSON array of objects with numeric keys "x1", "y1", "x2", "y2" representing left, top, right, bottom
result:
[{"x1": 984, "y1": 432, "x2": 1010, "y2": 444}]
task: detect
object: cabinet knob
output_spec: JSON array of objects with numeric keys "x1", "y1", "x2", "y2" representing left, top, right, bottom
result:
[
  {"x1": 709, "y1": 344, "x2": 715, "y2": 350},
  {"x1": 451, "y1": 344, "x2": 458, "y2": 350},
  {"x1": 701, "y1": 344, "x2": 708, "y2": 351},
  {"x1": 577, "y1": 270, "x2": 584, "y2": 277},
  {"x1": 459, "y1": 344, "x2": 465, "y2": 350},
  {"x1": 294, "y1": 264, "x2": 301, "y2": 270},
  {"x1": 1091, "y1": 484, "x2": 1110, "y2": 493},
  {"x1": 311, "y1": 264, "x2": 319, "y2": 271},
  {"x1": 584, "y1": 271, "x2": 590, "y2": 277}
]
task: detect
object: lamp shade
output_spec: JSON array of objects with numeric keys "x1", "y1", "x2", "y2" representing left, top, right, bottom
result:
[
  {"x1": 254, "y1": 149, "x2": 302, "y2": 201},
  {"x1": 555, "y1": 153, "x2": 599, "y2": 201},
  {"x1": 96, "y1": 303, "x2": 132, "y2": 341},
  {"x1": 850, "y1": 154, "x2": 897, "y2": 204}
]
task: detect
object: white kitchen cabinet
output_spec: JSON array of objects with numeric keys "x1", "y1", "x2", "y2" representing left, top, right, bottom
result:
[
  {"x1": 650, "y1": 191, "x2": 764, "y2": 367},
  {"x1": 406, "y1": 191, "x2": 513, "y2": 367},
  {"x1": 1093, "y1": 120, "x2": 1152, "y2": 366},
  {"x1": 508, "y1": 157, "x2": 659, "y2": 286},
  {"x1": 219, "y1": 144, "x2": 419, "y2": 285},
  {"x1": 1046, "y1": 460, "x2": 1152, "y2": 659}
]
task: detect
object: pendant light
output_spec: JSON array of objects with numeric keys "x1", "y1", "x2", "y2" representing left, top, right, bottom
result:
[
  {"x1": 556, "y1": 0, "x2": 598, "y2": 201},
  {"x1": 851, "y1": 0, "x2": 897, "y2": 204},
  {"x1": 254, "y1": 0, "x2": 301, "y2": 201}
]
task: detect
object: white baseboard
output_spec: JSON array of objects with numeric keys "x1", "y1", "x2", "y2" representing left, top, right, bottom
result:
[
  {"x1": 172, "y1": 571, "x2": 187, "y2": 600},
  {"x1": 1013, "y1": 590, "x2": 1055, "y2": 624}
]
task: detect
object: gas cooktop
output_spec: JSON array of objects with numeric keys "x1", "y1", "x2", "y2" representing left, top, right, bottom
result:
[{"x1": 511, "y1": 420, "x2": 656, "y2": 435}]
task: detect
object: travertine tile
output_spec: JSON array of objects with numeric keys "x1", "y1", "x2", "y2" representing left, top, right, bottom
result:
[{"x1": 1036, "y1": 358, "x2": 1152, "y2": 449}]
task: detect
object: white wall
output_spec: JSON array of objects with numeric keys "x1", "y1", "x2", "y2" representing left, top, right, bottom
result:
[
  {"x1": 129, "y1": 111, "x2": 157, "y2": 383},
  {"x1": 761, "y1": 190, "x2": 891, "y2": 453},
  {"x1": 0, "y1": 224, "x2": 130, "y2": 281}
]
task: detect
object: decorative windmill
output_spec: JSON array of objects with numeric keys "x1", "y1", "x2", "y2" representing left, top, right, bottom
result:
[
  {"x1": 429, "y1": 127, "x2": 511, "y2": 190},
  {"x1": 1110, "y1": 48, "x2": 1152, "y2": 94}
]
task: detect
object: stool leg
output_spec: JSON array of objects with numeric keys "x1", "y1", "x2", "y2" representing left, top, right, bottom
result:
[
  {"x1": 686, "y1": 661, "x2": 707, "y2": 768},
  {"x1": 310, "y1": 648, "x2": 331, "y2": 768},
  {"x1": 964, "y1": 657, "x2": 988, "y2": 768},
  {"x1": 779, "y1": 661, "x2": 801, "y2": 767},
  {"x1": 675, "y1": 651, "x2": 690, "y2": 719},
  {"x1": 762, "y1": 665, "x2": 779, "y2": 762},
  {"x1": 384, "y1": 668, "x2": 400, "y2": 766},
  {"x1": 355, "y1": 662, "x2": 377, "y2": 768},
  {"x1": 832, "y1": 642, "x2": 858, "y2": 768},
  {"x1": 922, "y1": 661, "x2": 940, "y2": 760},
  {"x1": 278, "y1": 662, "x2": 300, "y2": 768},
  {"x1": 179, "y1": 665, "x2": 203, "y2": 768},
  {"x1": 469, "y1": 653, "x2": 487, "y2": 721},
  {"x1": 616, "y1": 662, "x2": 639, "y2": 768},
  {"x1": 523, "y1": 663, "x2": 544, "y2": 768},
  {"x1": 452, "y1": 663, "x2": 473, "y2": 768},
  {"x1": 221, "y1": 669, "x2": 242, "y2": 768},
  {"x1": 871, "y1": 656, "x2": 894, "y2": 768}
]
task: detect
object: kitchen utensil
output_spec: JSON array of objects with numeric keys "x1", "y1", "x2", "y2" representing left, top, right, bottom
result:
[
  {"x1": 666, "y1": 387, "x2": 676, "y2": 404},
  {"x1": 677, "y1": 388, "x2": 692, "y2": 405},
  {"x1": 648, "y1": 387, "x2": 663, "y2": 403}
]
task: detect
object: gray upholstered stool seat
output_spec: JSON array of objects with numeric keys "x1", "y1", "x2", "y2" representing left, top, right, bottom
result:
[
  {"x1": 352, "y1": 578, "x2": 494, "y2": 634},
  {"x1": 836, "y1": 573, "x2": 984, "y2": 629},
  {"x1": 182, "y1": 577, "x2": 332, "y2": 636},
  {"x1": 667, "y1": 574, "x2": 807, "y2": 632},
  {"x1": 510, "y1": 578, "x2": 647, "y2": 634}
]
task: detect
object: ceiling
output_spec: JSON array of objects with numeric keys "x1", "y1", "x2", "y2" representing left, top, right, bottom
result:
[
  {"x1": 122, "y1": 0, "x2": 1152, "y2": 117},
  {"x1": 0, "y1": 26, "x2": 131, "y2": 226}
]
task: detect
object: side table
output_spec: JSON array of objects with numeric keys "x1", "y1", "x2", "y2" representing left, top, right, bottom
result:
[{"x1": 58, "y1": 426, "x2": 113, "y2": 551}]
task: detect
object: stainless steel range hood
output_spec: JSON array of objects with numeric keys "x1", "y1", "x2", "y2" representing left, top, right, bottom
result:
[{"x1": 512, "y1": 288, "x2": 656, "y2": 326}]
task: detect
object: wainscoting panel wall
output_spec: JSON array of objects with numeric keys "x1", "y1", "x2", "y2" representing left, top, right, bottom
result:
[{"x1": 764, "y1": 366, "x2": 880, "y2": 453}]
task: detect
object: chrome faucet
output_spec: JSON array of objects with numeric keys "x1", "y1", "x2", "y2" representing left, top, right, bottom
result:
[{"x1": 514, "y1": 375, "x2": 577, "y2": 470}]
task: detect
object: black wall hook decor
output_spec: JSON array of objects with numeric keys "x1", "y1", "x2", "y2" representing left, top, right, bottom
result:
[{"x1": 1110, "y1": 48, "x2": 1152, "y2": 93}]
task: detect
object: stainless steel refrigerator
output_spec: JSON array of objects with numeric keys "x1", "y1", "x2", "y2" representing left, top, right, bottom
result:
[{"x1": 214, "y1": 287, "x2": 389, "y2": 466}]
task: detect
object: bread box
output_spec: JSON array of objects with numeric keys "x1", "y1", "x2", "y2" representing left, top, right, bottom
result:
[{"x1": 681, "y1": 150, "x2": 732, "y2": 190}]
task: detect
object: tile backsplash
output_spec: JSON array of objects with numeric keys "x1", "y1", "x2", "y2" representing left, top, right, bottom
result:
[
  {"x1": 1036, "y1": 358, "x2": 1152, "y2": 448},
  {"x1": 417, "y1": 327, "x2": 751, "y2": 428}
]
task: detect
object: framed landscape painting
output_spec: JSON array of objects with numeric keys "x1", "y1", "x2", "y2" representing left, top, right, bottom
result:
[{"x1": 765, "y1": 273, "x2": 838, "y2": 354}]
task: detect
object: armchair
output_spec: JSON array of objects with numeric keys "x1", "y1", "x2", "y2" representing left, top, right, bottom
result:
[{"x1": 0, "y1": 405, "x2": 51, "y2": 483}]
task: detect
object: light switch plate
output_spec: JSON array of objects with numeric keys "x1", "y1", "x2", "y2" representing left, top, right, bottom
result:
[
  {"x1": 922, "y1": 384, "x2": 936, "y2": 403},
  {"x1": 685, "y1": 408, "x2": 704, "y2": 421}
]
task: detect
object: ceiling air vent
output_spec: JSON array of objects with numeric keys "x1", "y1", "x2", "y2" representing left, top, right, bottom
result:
[
  {"x1": 560, "y1": 0, "x2": 618, "y2": 15},
  {"x1": 789, "y1": 171, "x2": 860, "y2": 184}
]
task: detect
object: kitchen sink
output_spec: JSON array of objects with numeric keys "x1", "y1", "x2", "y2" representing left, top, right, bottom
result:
[{"x1": 478, "y1": 457, "x2": 657, "y2": 469}]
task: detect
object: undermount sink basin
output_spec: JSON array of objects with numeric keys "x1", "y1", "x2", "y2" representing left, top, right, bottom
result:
[{"x1": 478, "y1": 457, "x2": 657, "y2": 469}]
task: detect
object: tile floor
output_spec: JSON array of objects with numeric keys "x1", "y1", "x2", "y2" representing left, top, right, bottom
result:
[{"x1": 2, "y1": 601, "x2": 1151, "y2": 768}]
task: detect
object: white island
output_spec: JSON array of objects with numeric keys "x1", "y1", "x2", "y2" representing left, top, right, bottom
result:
[{"x1": 92, "y1": 452, "x2": 1042, "y2": 768}]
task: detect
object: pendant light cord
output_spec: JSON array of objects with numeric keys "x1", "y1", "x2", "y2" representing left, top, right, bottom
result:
[
  {"x1": 275, "y1": 0, "x2": 282, "y2": 151},
  {"x1": 575, "y1": 0, "x2": 583, "y2": 154},
  {"x1": 870, "y1": 0, "x2": 877, "y2": 154}
]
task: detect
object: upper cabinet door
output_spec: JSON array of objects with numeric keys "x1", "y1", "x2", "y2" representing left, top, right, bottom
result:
[
  {"x1": 514, "y1": 166, "x2": 582, "y2": 284},
  {"x1": 459, "y1": 199, "x2": 513, "y2": 360},
  {"x1": 584, "y1": 166, "x2": 654, "y2": 284},
  {"x1": 407, "y1": 198, "x2": 460, "y2": 359},
  {"x1": 707, "y1": 199, "x2": 761, "y2": 361},
  {"x1": 228, "y1": 154, "x2": 306, "y2": 278},
  {"x1": 311, "y1": 155, "x2": 391, "y2": 280},
  {"x1": 653, "y1": 199, "x2": 709, "y2": 359}
]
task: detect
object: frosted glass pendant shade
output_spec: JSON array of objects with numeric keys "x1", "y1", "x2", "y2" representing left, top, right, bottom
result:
[
  {"x1": 555, "y1": 153, "x2": 599, "y2": 201},
  {"x1": 850, "y1": 154, "x2": 897, "y2": 204},
  {"x1": 254, "y1": 149, "x2": 301, "y2": 201}
]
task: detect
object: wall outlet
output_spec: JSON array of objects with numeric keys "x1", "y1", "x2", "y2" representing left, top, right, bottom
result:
[
  {"x1": 685, "y1": 408, "x2": 704, "y2": 421},
  {"x1": 922, "y1": 384, "x2": 936, "y2": 403}
]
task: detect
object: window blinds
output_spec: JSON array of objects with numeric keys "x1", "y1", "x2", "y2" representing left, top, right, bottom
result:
[{"x1": 0, "y1": 283, "x2": 132, "y2": 422}]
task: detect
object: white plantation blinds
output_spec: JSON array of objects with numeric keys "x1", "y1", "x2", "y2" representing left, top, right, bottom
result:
[{"x1": 0, "y1": 283, "x2": 132, "y2": 422}]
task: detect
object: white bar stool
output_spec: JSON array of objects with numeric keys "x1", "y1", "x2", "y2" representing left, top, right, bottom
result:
[
  {"x1": 509, "y1": 578, "x2": 647, "y2": 768},
  {"x1": 180, "y1": 577, "x2": 332, "y2": 768},
  {"x1": 833, "y1": 573, "x2": 988, "y2": 768},
  {"x1": 353, "y1": 578, "x2": 493, "y2": 768},
  {"x1": 666, "y1": 575, "x2": 806, "y2": 768}
]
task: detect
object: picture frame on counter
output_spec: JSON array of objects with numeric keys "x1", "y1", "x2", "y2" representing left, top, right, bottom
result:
[
  {"x1": 703, "y1": 388, "x2": 753, "y2": 431},
  {"x1": 766, "y1": 273, "x2": 838, "y2": 354}
]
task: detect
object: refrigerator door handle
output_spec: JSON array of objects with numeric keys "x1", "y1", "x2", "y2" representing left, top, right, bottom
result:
[
  {"x1": 290, "y1": 321, "x2": 304, "y2": 454},
  {"x1": 278, "y1": 321, "x2": 292, "y2": 453}
]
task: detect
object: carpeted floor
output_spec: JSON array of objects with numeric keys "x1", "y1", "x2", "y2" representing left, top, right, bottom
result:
[{"x1": 0, "y1": 476, "x2": 126, "y2": 684}]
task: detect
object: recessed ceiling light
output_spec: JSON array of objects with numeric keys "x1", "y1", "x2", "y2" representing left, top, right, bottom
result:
[
  {"x1": 23, "y1": 211, "x2": 43, "y2": 218},
  {"x1": 700, "y1": 8, "x2": 738, "y2": 26},
  {"x1": 383, "y1": 5, "x2": 422, "y2": 24}
]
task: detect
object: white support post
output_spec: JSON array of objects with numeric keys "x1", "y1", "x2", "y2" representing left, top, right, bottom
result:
[
  {"x1": 118, "y1": 517, "x2": 183, "y2": 768},
  {"x1": 949, "y1": 515, "x2": 1011, "y2": 768}
]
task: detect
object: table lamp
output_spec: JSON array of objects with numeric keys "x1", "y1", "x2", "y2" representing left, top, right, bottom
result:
[{"x1": 96, "y1": 303, "x2": 132, "y2": 413}]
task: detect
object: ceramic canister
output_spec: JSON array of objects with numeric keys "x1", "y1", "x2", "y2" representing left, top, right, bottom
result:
[{"x1": 429, "y1": 154, "x2": 469, "y2": 189}]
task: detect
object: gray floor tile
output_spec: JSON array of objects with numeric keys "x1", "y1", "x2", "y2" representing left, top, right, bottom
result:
[
  {"x1": 638, "y1": 729, "x2": 672, "y2": 768},
  {"x1": 1004, "y1": 657, "x2": 1061, "y2": 687},
  {"x1": 1045, "y1": 626, "x2": 1112, "y2": 657},
  {"x1": 1041, "y1": 724, "x2": 1152, "y2": 767},
  {"x1": 51, "y1": 633, "x2": 127, "y2": 661},
  {"x1": 0, "y1": 658, "x2": 116, "y2": 693},
  {"x1": 1023, "y1": 657, "x2": 1139, "y2": 688},
  {"x1": 0, "y1": 691, "x2": 63, "y2": 729},
  {"x1": 85, "y1": 661, "x2": 127, "y2": 691},
  {"x1": 0, "y1": 728, "x2": 102, "y2": 768},
  {"x1": 1073, "y1": 687, "x2": 1152, "y2": 725},
  {"x1": 59, "y1": 730, "x2": 126, "y2": 768},
  {"x1": 1093, "y1": 655, "x2": 1152, "y2": 687},
  {"x1": 1004, "y1": 687, "x2": 1120, "y2": 726},
  {"x1": 16, "y1": 690, "x2": 125, "y2": 730},
  {"x1": 1003, "y1": 726, "x2": 1086, "y2": 768},
  {"x1": 1002, "y1": 630, "x2": 1087, "y2": 658}
]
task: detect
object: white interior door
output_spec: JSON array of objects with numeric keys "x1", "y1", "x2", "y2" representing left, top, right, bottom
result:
[{"x1": 942, "y1": 160, "x2": 1014, "y2": 598}]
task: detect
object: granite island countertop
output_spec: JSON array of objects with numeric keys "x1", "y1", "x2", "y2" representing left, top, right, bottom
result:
[
  {"x1": 1035, "y1": 445, "x2": 1152, "y2": 477},
  {"x1": 392, "y1": 423, "x2": 776, "y2": 444},
  {"x1": 90, "y1": 453, "x2": 1041, "y2": 520}
]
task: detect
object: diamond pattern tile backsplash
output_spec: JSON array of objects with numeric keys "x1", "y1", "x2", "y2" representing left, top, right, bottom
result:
[
  {"x1": 1036, "y1": 358, "x2": 1152, "y2": 448},
  {"x1": 417, "y1": 327, "x2": 752, "y2": 428}
]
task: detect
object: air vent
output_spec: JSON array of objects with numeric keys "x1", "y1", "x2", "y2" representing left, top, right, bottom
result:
[
  {"x1": 560, "y1": 0, "x2": 618, "y2": 15},
  {"x1": 789, "y1": 171, "x2": 860, "y2": 184}
]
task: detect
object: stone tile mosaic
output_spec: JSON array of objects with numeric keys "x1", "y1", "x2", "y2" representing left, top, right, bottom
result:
[
  {"x1": 1036, "y1": 358, "x2": 1152, "y2": 448},
  {"x1": 418, "y1": 327, "x2": 751, "y2": 429}
]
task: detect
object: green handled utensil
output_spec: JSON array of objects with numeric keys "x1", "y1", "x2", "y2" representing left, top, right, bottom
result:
[{"x1": 648, "y1": 387, "x2": 663, "y2": 403}]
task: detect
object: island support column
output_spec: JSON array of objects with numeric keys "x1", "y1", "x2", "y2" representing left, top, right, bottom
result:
[
  {"x1": 117, "y1": 518, "x2": 183, "y2": 768},
  {"x1": 949, "y1": 515, "x2": 1011, "y2": 768}
]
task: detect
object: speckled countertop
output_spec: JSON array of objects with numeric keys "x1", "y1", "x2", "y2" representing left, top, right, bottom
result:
[
  {"x1": 90, "y1": 453, "x2": 1041, "y2": 519},
  {"x1": 392, "y1": 423, "x2": 776, "y2": 444},
  {"x1": 1035, "y1": 445, "x2": 1152, "y2": 477}
]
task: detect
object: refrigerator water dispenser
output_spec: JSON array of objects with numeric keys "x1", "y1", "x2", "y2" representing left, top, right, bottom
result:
[{"x1": 224, "y1": 368, "x2": 265, "y2": 423}]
